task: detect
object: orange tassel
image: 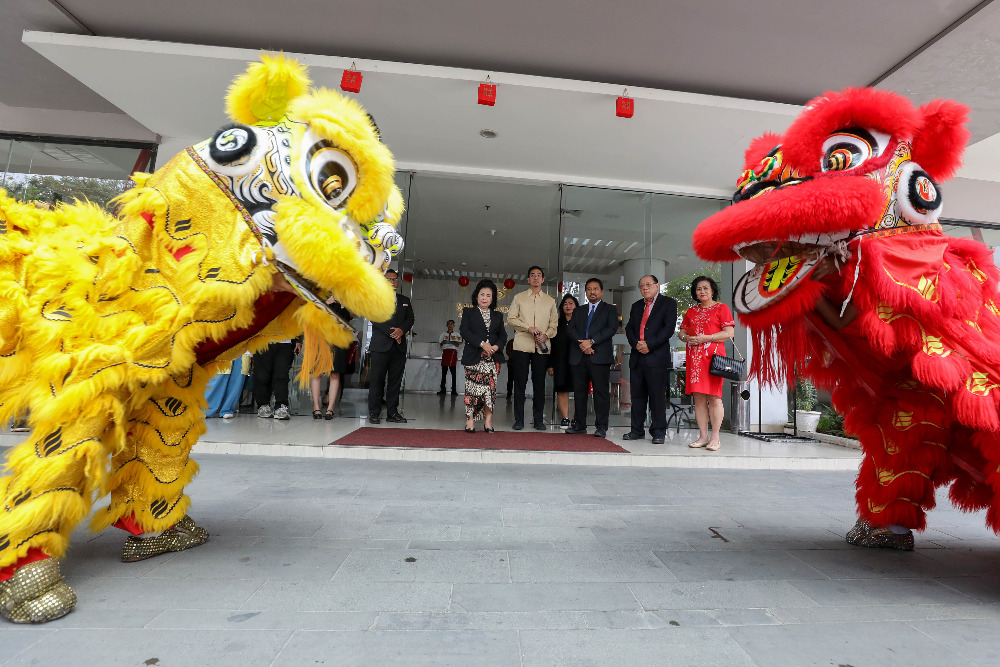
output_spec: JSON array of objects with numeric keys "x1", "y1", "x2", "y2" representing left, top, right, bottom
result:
[{"x1": 296, "y1": 324, "x2": 334, "y2": 387}]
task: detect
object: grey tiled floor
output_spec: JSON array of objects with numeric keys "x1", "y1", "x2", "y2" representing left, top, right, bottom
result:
[{"x1": 3, "y1": 454, "x2": 1000, "y2": 666}]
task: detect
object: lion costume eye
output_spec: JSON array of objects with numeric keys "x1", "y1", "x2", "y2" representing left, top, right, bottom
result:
[
  {"x1": 304, "y1": 137, "x2": 358, "y2": 209},
  {"x1": 821, "y1": 128, "x2": 889, "y2": 172}
]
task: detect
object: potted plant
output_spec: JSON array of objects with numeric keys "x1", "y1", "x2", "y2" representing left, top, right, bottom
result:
[{"x1": 793, "y1": 376, "x2": 822, "y2": 432}]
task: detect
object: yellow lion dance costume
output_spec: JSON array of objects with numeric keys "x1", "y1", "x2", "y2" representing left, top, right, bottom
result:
[{"x1": 0, "y1": 55, "x2": 404, "y2": 623}]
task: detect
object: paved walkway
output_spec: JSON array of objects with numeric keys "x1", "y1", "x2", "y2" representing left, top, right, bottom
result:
[{"x1": 2, "y1": 453, "x2": 999, "y2": 665}]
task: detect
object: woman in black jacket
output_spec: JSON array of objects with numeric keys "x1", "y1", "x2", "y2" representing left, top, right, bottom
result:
[
  {"x1": 547, "y1": 293, "x2": 579, "y2": 429},
  {"x1": 460, "y1": 279, "x2": 507, "y2": 433}
]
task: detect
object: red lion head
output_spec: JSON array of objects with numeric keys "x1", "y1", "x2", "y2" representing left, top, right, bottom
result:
[{"x1": 693, "y1": 88, "x2": 970, "y2": 324}]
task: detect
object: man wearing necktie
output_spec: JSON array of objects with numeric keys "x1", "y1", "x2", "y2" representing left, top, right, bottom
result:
[
  {"x1": 623, "y1": 275, "x2": 677, "y2": 444},
  {"x1": 566, "y1": 278, "x2": 617, "y2": 437}
]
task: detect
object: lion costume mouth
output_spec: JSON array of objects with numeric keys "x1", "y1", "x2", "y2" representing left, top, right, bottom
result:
[{"x1": 732, "y1": 231, "x2": 852, "y2": 315}]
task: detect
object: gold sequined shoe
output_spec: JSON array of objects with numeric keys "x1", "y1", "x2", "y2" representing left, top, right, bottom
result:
[
  {"x1": 845, "y1": 518, "x2": 872, "y2": 545},
  {"x1": 121, "y1": 515, "x2": 209, "y2": 563},
  {"x1": 846, "y1": 519, "x2": 914, "y2": 551},
  {"x1": 0, "y1": 559, "x2": 76, "y2": 624}
]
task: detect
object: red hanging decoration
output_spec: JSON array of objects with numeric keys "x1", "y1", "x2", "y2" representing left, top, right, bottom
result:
[
  {"x1": 616, "y1": 89, "x2": 634, "y2": 118},
  {"x1": 403, "y1": 273, "x2": 413, "y2": 283},
  {"x1": 458, "y1": 276, "x2": 470, "y2": 287},
  {"x1": 478, "y1": 76, "x2": 497, "y2": 106},
  {"x1": 341, "y1": 63, "x2": 363, "y2": 94},
  {"x1": 503, "y1": 278, "x2": 516, "y2": 290},
  {"x1": 557, "y1": 281, "x2": 564, "y2": 293}
]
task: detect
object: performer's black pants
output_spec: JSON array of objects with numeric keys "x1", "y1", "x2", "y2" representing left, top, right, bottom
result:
[
  {"x1": 510, "y1": 350, "x2": 548, "y2": 425},
  {"x1": 252, "y1": 342, "x2": 294, "y2": 407},
  {"x1": 630, "y1": 363, "x2": 670, "y2": 437},
  {"x1": 572, "y1": 361, "x2": 611, "y2": 430},
  {"x1": 368, "y1": 347, "x2": 406, "y2": 416},
  {"x1": 440, "y1": 365, "x2": 457, "y2": 391}
]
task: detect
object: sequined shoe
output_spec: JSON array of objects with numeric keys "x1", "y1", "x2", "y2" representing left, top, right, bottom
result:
[
  {"x1": 0, "y1": 558, "x2": 76, "y2": 623},
  {"x1": 845, "y1": 518, "x2": 914, "y2": 551},
  {"x1": 121, "y1": 515, "x2": 209, "y2": 563}
]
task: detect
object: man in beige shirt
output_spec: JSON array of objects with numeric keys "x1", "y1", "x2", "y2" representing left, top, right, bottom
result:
[{"x1": 506, "y1": 265, "x2": 558, "y2": 430}]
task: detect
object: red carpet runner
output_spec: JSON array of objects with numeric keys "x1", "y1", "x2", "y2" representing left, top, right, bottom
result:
[{"x1": 331, "y1": 427, "x2": 628, "y2": 453}]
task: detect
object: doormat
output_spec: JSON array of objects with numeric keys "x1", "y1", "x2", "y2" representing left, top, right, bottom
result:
[{"x1": 330, "y1": 427, "x2": 628, "y2": 453}]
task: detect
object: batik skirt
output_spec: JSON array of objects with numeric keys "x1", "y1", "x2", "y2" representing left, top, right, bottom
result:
[{"x1": 464, "y1": 359, "x2": 500, "y2": 421}]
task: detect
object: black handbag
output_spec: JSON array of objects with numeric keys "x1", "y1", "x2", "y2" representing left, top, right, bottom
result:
[{"x1": 709, "y1": 339, "x2": 745, "y2": 381}]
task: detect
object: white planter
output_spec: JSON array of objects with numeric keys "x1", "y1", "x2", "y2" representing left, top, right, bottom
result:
[{"x1": 795, "y1": 410, "x2": 822, "y2": 432}]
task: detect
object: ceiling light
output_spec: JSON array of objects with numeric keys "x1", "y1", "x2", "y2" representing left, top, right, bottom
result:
[
  {"x1": 582, "y1": 239, "x2": 591, "y2": 246},
  {"x1": 479, "y1": 129, "x2": 498, "y2": 139},
  {"x1": 605, "y1": 240, "x2": 614, "y2": 246},
  {"x1": 623, "y1": 242, "x2": 638, "y2": 254},
  {"x1": 570, "y1": 238, "x2": 579, "y2": 245}
]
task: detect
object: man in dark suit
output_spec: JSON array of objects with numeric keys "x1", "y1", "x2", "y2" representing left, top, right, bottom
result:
[
  {"x1": 566, "y1": 278, "x2": 618, "y2": 437},
  {"x1": 367, "y1": 270, "x2": 414, "y2": 423},
  {"x1": 623, "y1": 275, "x2": 677, "y2": 444}
]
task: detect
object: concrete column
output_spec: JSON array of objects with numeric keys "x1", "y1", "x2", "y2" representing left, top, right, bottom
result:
[
  {"x1": 727, "y1": 260, "x2": 788, "y2": 432},
  {"x1": 622, "y1": 258, "x2": 667, "y2": 307}
]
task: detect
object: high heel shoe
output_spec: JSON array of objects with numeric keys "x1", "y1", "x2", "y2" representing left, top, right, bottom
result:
[
  {"x1": 312, "y1": 410, "x2": 323, "y2": 420},
  {"x1": 464, "y1": 427, "x2": 476, "y2": 433},
  {"x1": 687, "y1": 440, "x2": 709, "y2": 448},
  {"x1": 324, "y1": 409, "x2": 334, "y2": 420},
  {"x1": 483, "y1": 426, "x2": 495, "y2": 433}
]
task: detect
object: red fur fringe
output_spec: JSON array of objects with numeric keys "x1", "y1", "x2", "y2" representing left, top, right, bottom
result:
[
  {"x1": 782, "y1": 88, "x2": 921, "y2": 173},
  {"x1": 913, "y1": 100, "x2": 971, "y2": 181}
]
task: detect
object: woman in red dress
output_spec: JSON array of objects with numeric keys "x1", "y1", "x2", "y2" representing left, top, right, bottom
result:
[{"x1": 679, "y1": 276, "x2": 735, "y2": 451}]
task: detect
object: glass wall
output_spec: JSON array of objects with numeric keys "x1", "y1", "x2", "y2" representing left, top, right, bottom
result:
[
  {"x1": 0, "y1": 135, "x2": 155, "y2": 211},
  {"x1": 558, "y1": 186, "x2": 727, "y2": 426}
]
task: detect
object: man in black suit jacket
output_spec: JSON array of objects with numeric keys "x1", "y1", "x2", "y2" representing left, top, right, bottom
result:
[
  {"x1": 367, "y1": 270, "x2": 415, "y2": 423},
  {"x1": 623, "y1": 275, "x2": 677, "y2": 444},
  {"x1": 566, "y1": 278, "x2": 618, "y2": 437}
]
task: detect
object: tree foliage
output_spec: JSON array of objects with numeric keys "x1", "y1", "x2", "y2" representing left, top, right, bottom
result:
[
  {"x1": 5, "y1": 174, "x2": 130, "y2": 212},
  {"x1": 663, "y1": 265, "x2": 723, "y2": 307}
]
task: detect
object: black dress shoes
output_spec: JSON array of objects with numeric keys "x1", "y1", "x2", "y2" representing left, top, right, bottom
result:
[
  {"x1": 622, "y1": 432, "x2": 644, "y2": 441},
  {"x1": 512, "y1": 421, "x2": 524, "y2": 431},
  {"x1": 566, "y1": 425, "x2": 587, "y2": 435},
  {"x1": 368, "y1": 413, "x2": 381, "y2": 424},
  {"x1": 437, "y1": 390, "x2": 446, "y2": 395},
  {"x1": 386, "y1": 414, "x2": 408, "y2": 423},
  {"x1": 651, "y1": 436, "x2": 665, "y2": 445},
  {"x1": 534, "y1": 422, "x2": 547, "y2": 431},
  {"x1": 594, "y1": 429, "x2": 607, "y2": 438}
]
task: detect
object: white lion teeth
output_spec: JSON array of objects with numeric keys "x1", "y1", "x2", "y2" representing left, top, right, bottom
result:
[{"x1": 731, "y1": 230, "x2": 852, "y2": 254}]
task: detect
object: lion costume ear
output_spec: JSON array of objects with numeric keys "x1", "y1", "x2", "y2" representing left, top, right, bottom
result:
[
  {"x1": 226, "y1": 53, "x2": 311, "y2": 126},
  {"x1": 911, "y1": 99, "x2": 971, "y2": 182}
]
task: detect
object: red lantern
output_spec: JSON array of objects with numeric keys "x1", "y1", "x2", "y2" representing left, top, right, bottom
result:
[
  {"x1": 458, "y1": 276, "x2": 470, "y2": 287},
  {"x1": 341, "y1": 65, "x2": 363, "y2": 93},
  {"x1": 503, "y1": 278, "x2": 515, "y2": 290},
  {"x1": 616, "y1": 93, "x2": 634, "y2": 119},
  {"x1": 478, "y1": 79, "x2": 497, "y2": 106},
  {"x1": 557, "y1": 281, "x2": 564, "y2": 293},
  {"x1": 403, "y1": 272, "x2": 413, "y2": 283}
]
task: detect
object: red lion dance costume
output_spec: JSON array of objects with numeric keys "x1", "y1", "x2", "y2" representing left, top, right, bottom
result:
[{"x1": 693, "y1": 88, "x2": 1000, "y2": 550}]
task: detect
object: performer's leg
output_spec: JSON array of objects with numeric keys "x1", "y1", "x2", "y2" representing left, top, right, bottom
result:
[
  {"x1": 591, "y1": 363, "x2": 611, "y2": 432},
  {"x1": 367, "y1": 352, "x2": 389, "y2": 416},
  {"x1": 529, "y1": 352, "x2": 548, "y2": 425},
  {"x1": 571, "y1": 363, "x2": 589, "y2": 429},
  {"x1": 0, "y1": 395, "x2": 121, "y2": 622},
  {"x1": 219, "y1": 357, "x2": 245, "y2": 417},
  {"x1": 271, "y1": 342, "x2": 295, "y2": 408},
  {"x1": 509, "y1": 350, "x2": 529, "y2": 425},
  {"x1": 843, "y1": 381, "x2": 949, "y2": 548},
  {"x1": 384, "y1": 348, "x2": 406, "y2": 416},
  {"x1": 252, "y1": 346, "x2": 276, "y2": 411},
  {"x1": 93, "y1": 370, "x2": 210, "y2": 562},
  {"x1": 629, "y1": 364, "x2": 649, "y2": 436}
]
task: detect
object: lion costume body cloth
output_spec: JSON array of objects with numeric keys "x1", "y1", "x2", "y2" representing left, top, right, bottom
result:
[
  {"x1": 693, "y1": 88, "x2": 1000, "y2": 535},
  {"x1": 0, "y1": 55, "x2": 404, "y2": 620}
]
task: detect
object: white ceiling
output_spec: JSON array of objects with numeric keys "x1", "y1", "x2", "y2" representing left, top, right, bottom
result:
[{"x1": 5, "y1": 0, "x2": 1000, "y2": 284}]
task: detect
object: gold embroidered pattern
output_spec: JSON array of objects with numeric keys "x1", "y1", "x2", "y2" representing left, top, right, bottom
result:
[
  {"x1": 967, "y1": 372, "x2": 1000, "y2": 397},
  {"x1": 877, "y1": 467, "x2": 930, "y2": 485}
]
